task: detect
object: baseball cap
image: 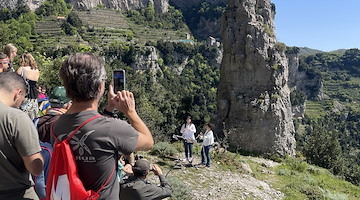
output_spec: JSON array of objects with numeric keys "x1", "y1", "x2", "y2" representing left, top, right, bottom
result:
[
  {"x1": 49, "y1": 86, "x2": 70, "y2": 104},
  {"x1": 132, "y1": 159, "x2": 151, "y2": 176}
]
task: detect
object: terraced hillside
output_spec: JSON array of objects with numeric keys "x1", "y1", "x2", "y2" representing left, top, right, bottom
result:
[
  {"x1": 77, "y1": 9, "x2": 189, "y2": 46},
  {"x1": 324, "y1": 78, "x2": 360, "y2": 109},
  {"x1": 77, "y1": 9, "x2": 130, "y2": 29},
  {"x1": 34, "y1": 17, "x2": 88, "y2": 48},
  {"x1": 304, "y1": 100, "x2": 330, "y2": 119}
]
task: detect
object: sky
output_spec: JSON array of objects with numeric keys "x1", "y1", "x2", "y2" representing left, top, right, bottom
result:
[{"x1": 271, "y1": 0, "x2": 360, "y2": 52}]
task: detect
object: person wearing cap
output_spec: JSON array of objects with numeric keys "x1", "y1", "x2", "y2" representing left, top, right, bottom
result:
[
  {"x1": 120, "y1": 159, "x2": 172, "y2": 200},
  {"x1": 180, "y1": 115, "x2": 197, "y2": 162},
  {"x1": 0, "y1": 72, "x2": 43, "y2": 200},
  {"x1": 0, "y1": 52, "x2": 9, "y2": 72},
  {"x1": 36, "y1": 86, "x2": 72, "y2": 143},
  {"x1": 199, "y1": 123, "x2": 215, "y2": 168}
]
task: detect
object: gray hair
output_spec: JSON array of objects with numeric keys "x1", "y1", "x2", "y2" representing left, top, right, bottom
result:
[{"x1": 59, "y1": 53, "x2": 106, "y2": 102}]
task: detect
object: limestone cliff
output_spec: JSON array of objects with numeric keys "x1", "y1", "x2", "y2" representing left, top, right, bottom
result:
[
  {"x1": 0, "y1": 0, "x2": 46, "y2": 11},
  {"x1": 0, "y1": 0, "x2": 169, "y2": 13},
  {"x1": 215, "y1": 0, "x2": 296, "y2": 155},
  {"x1": 68, "y1": 0, "x2": 169, "y2": 13},
  {"x1": 170, "y1": 0, "x2": 226, "y2": 10},
  {"x1": 287, "y1": 53, "x2": 324, "y2": 100}
]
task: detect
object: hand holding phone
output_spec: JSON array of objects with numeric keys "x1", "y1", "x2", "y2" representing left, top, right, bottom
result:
[{"x1": 113, "y1": 69, "x2": 125, "y2": 93}]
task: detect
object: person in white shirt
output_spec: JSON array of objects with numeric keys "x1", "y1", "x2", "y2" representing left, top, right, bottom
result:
[
  {"x1": 179, "y1": 116, "x2": 196, "y2": 162},
  {"x1": 199, "y1": 123, "x2": 215, "y2": 167}
]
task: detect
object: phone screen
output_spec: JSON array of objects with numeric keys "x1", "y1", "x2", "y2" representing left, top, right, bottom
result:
[{"x1": 113, "y1": 69, "x2": 125, "y2": 93}]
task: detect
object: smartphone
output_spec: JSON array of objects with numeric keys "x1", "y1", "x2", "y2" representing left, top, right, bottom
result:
[{"x1": 113, "y1": 69, "x2": 125, "y2": 93}]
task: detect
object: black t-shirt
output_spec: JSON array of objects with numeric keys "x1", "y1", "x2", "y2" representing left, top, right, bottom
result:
[{"x1": 53, "y1": 110, "x2": 139, "y2": 199}]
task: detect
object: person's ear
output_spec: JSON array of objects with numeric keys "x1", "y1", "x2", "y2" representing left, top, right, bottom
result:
[{"x1": 13, "y1": 89, "x2": 22, "y2": 101}]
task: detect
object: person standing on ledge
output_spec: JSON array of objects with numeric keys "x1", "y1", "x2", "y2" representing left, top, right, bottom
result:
[
  {"x1": 199, "y1": 123, "x2": 215, "y2": 168},
  {"x1": 180, "y1": 116, "x2": 196, "y2": 162}
]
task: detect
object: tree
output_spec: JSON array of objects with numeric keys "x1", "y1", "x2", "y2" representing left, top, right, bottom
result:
[{"x1": 304, "y1": 120, "x2": 345, "y2": 174}]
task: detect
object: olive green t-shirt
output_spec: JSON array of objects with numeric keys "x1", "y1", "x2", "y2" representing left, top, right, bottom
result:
[{"x1": 0, "y1": 102, "x2": 41, "y2": 194}]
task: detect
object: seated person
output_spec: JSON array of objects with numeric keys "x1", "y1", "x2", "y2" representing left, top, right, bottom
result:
[{"x1": 120, "y1": 159, "x2": 172, "y2": 200}]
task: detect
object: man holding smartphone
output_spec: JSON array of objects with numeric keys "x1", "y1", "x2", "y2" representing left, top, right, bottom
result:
[{"x1": 52, "y1": 52, "x2": 154, "y2": 199}]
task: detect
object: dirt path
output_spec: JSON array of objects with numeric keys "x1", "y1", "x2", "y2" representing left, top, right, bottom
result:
[{"x1": 153, "y1": 154, "x2": 284, "y2": 200}]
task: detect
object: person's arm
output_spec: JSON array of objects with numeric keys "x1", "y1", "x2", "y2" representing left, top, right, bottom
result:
[
  {"x1": 209, "y1": 130, "x2": 215, "y2": 144},
  {"x1": 16, "y1": 66, "x2": 23, "y2": 75},
  {"x1": 180, "y1": 124, "x2": 186, "y2": 134},
  {"x1": 109, "y1": 86, "x2": 153, "y2": 151},
  {"x1": 190, "y1": 124, "x2": 196, "y2": 134},
  {"x1": 122, "y1": 164, "x2": 133, "y2": 175},
  {"x1": 142, "y1": 164, "x2": 172, "y2": 199},
  {"x1": 15, "y1": 112, "x2": 44, "y2": 176},
  {"x1": 22, "y1": 153, "x2": 44, "y2": 176}
]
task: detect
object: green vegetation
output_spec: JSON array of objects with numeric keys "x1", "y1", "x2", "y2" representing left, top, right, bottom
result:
[
  {"x1": 272, "y1": 159, "x2": 360, "y2": 200},
  {"x1": 297, "y1": 50, "x2": 360, "y2": 186},
  {"x1": 126, "y1": 4, "x2": 186, "y2": 31},
  {"x1": 182, "y1": 2, "x2": 226, "y2": 40},
  {"x1": 168, "y1": 177, "x2": 193, "y2": 200},
  {"x1": 150, "y1": 142, "x2": 179, "y2": 158},
  {"x1": 290, "y1": 90, "x2": 306, "y2": 106},
  {"x1": 35, "y1": 0, "x2": 71, "y2": 17},
  {"x1": 0, "y1": 1, "x2": 360, "y2": 197}
]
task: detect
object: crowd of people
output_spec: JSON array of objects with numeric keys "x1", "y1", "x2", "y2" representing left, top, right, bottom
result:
[{"x1": 0, "y1": 44, "x2": 216, "y2": 200}]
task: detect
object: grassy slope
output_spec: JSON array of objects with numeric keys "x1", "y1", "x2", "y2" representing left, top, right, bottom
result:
[{"x1": 145, "y1": 142, "x2": 360, "y2": 200}]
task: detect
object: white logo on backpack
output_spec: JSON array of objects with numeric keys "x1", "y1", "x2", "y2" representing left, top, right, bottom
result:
[{"x1": 51, "y1": 175, "x2": 71, "y2": 200}]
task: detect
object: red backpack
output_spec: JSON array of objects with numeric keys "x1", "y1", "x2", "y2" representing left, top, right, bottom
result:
[{"x1": 46, "y1": 115, "x2": 115, "y2": 200}]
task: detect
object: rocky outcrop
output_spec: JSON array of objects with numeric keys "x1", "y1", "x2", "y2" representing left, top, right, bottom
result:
[
  {"x1": 194, "y1": 17, "x2": 222, "y2": 40},
  {"x1": 70, "y1": 0, "x2": 169, "y2": 13},
  {"x1": 0, "y1": 0, "x2": 46, "y2": 10},
  {"x1": 132, "y1": 46, "x2": 160, "y2": 70},
  {"x1": 170, "y1": 0, "x2": 226, "y2": 9},
  {"x1": 287, "y1": 53, "x2": 324, "y2": 100},
  {"x1": 0, "y1": 0, "x2": 169, "y2": 13},
  {"x1": 68, "y1": 0, "x2": 169, "y2": 13},
  {"x1": 215, "y1": 0, "x2": 296, "y2": 156}
]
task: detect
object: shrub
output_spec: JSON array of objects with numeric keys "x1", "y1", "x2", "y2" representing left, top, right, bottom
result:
[
  {"x1": 288, "y1": 159, "x2": 308, "y2": 172},
  {"x1": 290, "y1": 90, "x2": 306, "y2": 106},
  {"x1": 299, "y1": 185, "x2": 325, "y2": 200},
  {"x1": 275, "y1": 42, "x2": 286, "y2": 52},
  {"x1": 168, "y1": 177, "x2": 193, "y2": 200},
  {"x1": 150, "y1": 142, "x2": 178, "y2": 157}
]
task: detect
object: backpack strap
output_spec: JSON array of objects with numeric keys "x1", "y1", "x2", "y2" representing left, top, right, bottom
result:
[
  {"x1": 95, "y1": 164, "x2": 116, "y2": 194},
  {"x1": 21, "y1": 67, "x2": 26, "y2": 77},
  {"x1": 50, "y1": 114, "x2": 115, "y2": 196},
  {"x1": 51, "y1": 114, "x2": 102, "y2": 143}
]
